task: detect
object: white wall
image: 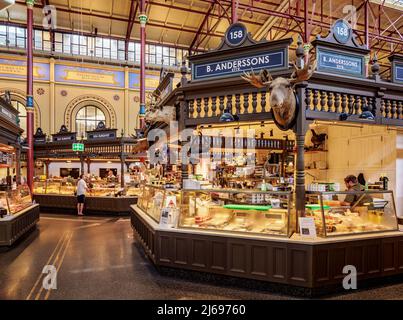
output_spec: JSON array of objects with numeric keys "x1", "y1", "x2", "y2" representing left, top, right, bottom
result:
[
  {"x1": 326, "y1": 125, "x2": 396, "y2": 192},
  {"x1": 48, "y1": 162, "x2": 123, "y2": 178}
]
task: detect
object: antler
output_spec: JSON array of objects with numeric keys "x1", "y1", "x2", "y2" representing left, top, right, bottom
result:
[
  {"x1": 241, "y1": 69, "x2": 273, "y2": 89},
  {"x1": 289, "y1": 55, "x2": 317, "y2": 84}
]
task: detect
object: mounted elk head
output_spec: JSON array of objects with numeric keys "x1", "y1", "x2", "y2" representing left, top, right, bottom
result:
[{"x1": 241, "y1": 56, "x2": 316, "y2": 130}]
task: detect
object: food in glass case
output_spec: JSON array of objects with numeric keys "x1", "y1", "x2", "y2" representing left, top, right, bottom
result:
[
  {"x1": 6, "y1": 185, "x2": 33, "y2": 215},
  {"x1": 180, "y1": 190, "x2": 294, "y2": 237},
  {"x1": 33, "y1": 181, "x2": 46, "y2": 194},
  {"x1": 306, "y1": 191, "x2": 398, "y2": 237},
  {"x1": 137, "y1": 185, "x2": 181, "y2": 223}
]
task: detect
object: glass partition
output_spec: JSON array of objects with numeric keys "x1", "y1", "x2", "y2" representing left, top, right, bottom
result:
[
  {"x1": 306, "y1": 191, "x2": 398, "y2": 237},
  {"x1": 179, "y1": 189, "x2": 295, "y2": 237}
]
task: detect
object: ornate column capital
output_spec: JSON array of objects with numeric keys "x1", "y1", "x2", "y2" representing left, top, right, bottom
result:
[
  {"x1": 26, "y1": 0, "x2": 35, "y2": 9},
  {"x1": 139, "y1": 13, "x2": 147, "y2": 27}
]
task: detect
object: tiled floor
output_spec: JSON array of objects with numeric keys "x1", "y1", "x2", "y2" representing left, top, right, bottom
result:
[{"x1": 1, "y1": 214, "x2": 402, "y2": 300}]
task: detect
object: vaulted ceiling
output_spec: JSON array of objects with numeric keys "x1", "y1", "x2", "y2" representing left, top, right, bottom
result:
[{"x1": 0, "y1": 0, "x2": 402, "y2": 61}]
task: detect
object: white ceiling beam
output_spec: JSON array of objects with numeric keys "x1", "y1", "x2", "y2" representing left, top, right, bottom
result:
[{"x1": 253, "y1": 0, "x2": 290, "y2": 41}]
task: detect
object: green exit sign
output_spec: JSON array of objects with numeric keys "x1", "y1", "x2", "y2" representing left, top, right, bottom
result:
[{"x1": 72, "y1": 143, "x2": 84, "y2": 152}]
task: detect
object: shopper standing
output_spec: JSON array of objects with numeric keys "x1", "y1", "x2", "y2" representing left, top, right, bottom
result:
[{"x1": 76, "y1": 174, "x2": 88, "y2": 216}]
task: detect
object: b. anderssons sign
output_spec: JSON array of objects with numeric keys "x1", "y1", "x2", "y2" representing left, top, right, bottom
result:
[
  {"x1": 317, "y1": 48, "x2": 364, "y2": 77},
  {"x1": 193, "y1": 50, "x2": 286, "y2": 81},
  {"x1": 189, "y1": 23, "x2": 290, "y2": 81}
]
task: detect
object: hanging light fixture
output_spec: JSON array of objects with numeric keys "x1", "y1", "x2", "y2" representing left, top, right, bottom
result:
[{"x1": 219, "y1": 108, "x2": 239, "y2": 122}]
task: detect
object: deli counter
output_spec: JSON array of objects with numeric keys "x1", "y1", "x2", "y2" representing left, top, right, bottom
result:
[
  {"x1": 0, "y1": 185, "x2": 40, "y2": 246},
  {"x1": 131, "y1": 185, "x2": 403, "y2": 294},
  {"x1": 33, "y1": 179, "x2": 140, "y2": 215}
]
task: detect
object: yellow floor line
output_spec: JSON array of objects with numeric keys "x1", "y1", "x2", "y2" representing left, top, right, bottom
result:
[
  {"x1": 25, "y1": 233, "x2": 67, "y2": 300},
  {"x1": 35, "y1": 231, "x2": 73, "y2": 300}
]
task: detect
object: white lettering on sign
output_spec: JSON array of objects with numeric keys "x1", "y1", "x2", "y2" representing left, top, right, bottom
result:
[{"x1": 208, "y1": 56, "x2": 271, "y2": 73}]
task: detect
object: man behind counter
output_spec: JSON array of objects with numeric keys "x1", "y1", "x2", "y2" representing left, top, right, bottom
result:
[{"x1": 341, "y1": 174, "x2": 373, "y2": 207}]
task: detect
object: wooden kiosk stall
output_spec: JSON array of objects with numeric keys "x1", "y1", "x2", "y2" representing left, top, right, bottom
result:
[
  {"x1": 32, "y1": 123, "x2": 142, "y2": 215},
  {"x1": 0, "y1": 93, "x2": 39, "y2": 246},
  {"x1": 131, "y1": 22, "x2": 403, "y2": 295}
]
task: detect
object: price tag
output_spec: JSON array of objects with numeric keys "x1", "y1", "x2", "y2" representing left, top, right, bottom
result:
[{"x1": 299, "y1": 217, "x2": 317, "y2": 238}]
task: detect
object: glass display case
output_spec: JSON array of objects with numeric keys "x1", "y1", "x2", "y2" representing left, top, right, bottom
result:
[
  {"x1": 306, "y1": 190, "x2": 399, "y2": 237},
  {"x1": 59, "y1": 181, "x2": 76, "y2": 195},
  {"x1": 137, "y1": 184, "x2": 181, "y2": 224},
  {"x1": 33, "y1": 181, "x2": 46, "y2": 194},
  {"x1": 126, "y1": 186, "x2": 141, "y2": 197},
  {"x1": 33, "y1": 179, "x2": 140, "y2": 198},
  {"x1": 89, "y1": 181, "x2": 117, "y2": 197},
  {"x1": 179, "y1": 189, "x2": 295, "y2": 237},
  {"x1": 0, "y1": 185, "x2": 33, "y2": 216}
]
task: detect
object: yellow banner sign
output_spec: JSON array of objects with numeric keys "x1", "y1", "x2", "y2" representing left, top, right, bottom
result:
[
  {"x1": 62, "y1": 70, "x2": 119, "y2": 85},
  {"x1": 0, "y1": 64, "x2": 45, "y2": 78}
]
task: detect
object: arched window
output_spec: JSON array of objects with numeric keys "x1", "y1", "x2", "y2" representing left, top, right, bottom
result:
[
  {"x1": 75, "y1": 106, "x2": 106, "y2": 138},
  {"x1": 11, "y1": 100, "x2": 27, "y2": 138}
]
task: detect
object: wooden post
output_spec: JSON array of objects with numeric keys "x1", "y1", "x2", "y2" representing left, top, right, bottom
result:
[
  {"x1": 120, "y1": 155, "x2": 126, "y2": 188},
  {"x1": 86, "y1": 158, "x2": 91, "y2": 175},
  {"x1": 294, "y1": 82, "x2": 308, "y2": 218}
]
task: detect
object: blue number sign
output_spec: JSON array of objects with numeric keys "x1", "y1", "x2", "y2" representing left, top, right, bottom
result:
[
  {"x1": 332, "y1": 19, "x2": 352, "y2": 44},
  {"x1": 225, "y1": 23, "x2": 247, "y2": 47}
]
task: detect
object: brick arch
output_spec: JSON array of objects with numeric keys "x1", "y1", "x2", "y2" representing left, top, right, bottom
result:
[
  {"x1": 0, "y1": 88, "x2": 41, "y2": 129},
  {"x1": 64, "y1": 95, "x2": 117, "y2": 131}
]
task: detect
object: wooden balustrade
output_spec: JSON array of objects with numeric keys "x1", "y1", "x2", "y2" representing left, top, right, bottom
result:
[
  {"x1": 186, "y1": 91, "x2": 270, "y2": 120},
  {"x1": 305, "y1": 88, "x2": 376, "y2": 116}
]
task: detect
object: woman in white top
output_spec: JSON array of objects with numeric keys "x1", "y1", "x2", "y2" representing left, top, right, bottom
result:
[{"x1": 76, "y1": 174, "x2": 88, "y2": 216}]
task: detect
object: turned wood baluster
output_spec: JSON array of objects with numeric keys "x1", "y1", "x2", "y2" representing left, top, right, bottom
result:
[
  {"x1": 341, "y1": 93, "x2": 347, "y2": 114},
  {"x1": 235, "y1": 94, "x2": 241, "y2": 115},
  {"x1": 211, "y1": 96, "x2": 217, "y2": 116},
  {"x1": 355, "y1": 95, "x2": 361, "y2": 115},
  {"x1": 196, "y1": 98, "x2": 202, "y2": 118},
  {"x1": 327, "y1": 92, "x2": 334, "y2": 113},
  {"x1": 312, "y1": 89, "x2": 319, "y2": 111},
  {"x1": 252, "y1": 92, "x2": 258, "y2": 113},
  {"x1": 348, "y1": 94, "x2": 354, "y2": 114},
  {"x1": 188, "y1": 100, "x2": 194, "y2": 118},
  {"x1": 391, "y1": 100, "x2": 397, "y2": 119},
  {"x1": 226, "y1": 95, "x2": 233, "y2": 115},
  {"x1": 260, "y1": 91, "x2": 267, "y2": 112},
  {"x1": 203, "y1": 97, "x2": 209, "y2": 117},
  {"x1": 397, "y1": 101, "x2": 402, "y2": 119},
  {"x1": 305, "y1": 89, "x2": 312, "y2": 110},
  {"x1": 219, "y1": 96, "x2": 225, "y2": 115},
  {"x1": 320, "y1": 90, "x2": 326, "y2": 112},
  {"x1": 380, "y1": 99, "x2": 385, "y2": 118},
  {"x1": 243, "y1": 92, "x2": 249, "y2": 114},
  {"x1": 368, "y1": 97, "x2": 375, "y2": 114},
  {"x1": 334, "y1": 93, "x2": 340, "y2": 113},
  {"x1": 385, "y1": 99, "x2": 391, "y2": 119}
]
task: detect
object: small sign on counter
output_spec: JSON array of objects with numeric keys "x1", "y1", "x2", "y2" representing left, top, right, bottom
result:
[{"x1": 299, "y1": 217, "x2": 317, "y2": 238}]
